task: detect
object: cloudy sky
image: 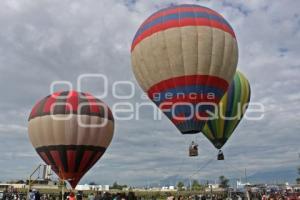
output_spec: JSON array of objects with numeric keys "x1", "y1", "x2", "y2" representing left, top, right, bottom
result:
[{"x1": 0, "y1": 0, "x2": 299, "y2": 186}]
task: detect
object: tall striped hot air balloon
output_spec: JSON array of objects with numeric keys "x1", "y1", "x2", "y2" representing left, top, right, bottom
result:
[
  {"x1": 201, "y1": 71, "x2": 251, "y2": 160},
  {"x1": 28, "y1": 91, "x2": 114, "y2": 188},
  {"x1": 131, "y1": 4, "x2": 238, "y2": 134}
]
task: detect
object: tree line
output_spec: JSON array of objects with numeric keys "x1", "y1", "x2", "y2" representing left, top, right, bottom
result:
[{"x1": 177, "y1": 176, "x2": 230, "y2": 191}]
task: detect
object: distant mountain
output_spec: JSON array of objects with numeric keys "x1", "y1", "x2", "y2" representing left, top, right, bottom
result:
[{"x1": 247, "y1": 168, "x2": 298, "y2": 184}]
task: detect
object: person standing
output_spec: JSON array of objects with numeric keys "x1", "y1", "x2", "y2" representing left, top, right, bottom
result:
[
  {"x1": 94, "y1": 192, "x2": 102, "y2": 200},
  {"x1": 177, "y1": 195, "x2": 184, "y2": 200},
  {"x1": 68, "y1": 192, "x2": 76, "y2": 200},
  {"x1": 35, "y1": 191, "x2": 41, "y2": 200},
  {"x1": 88, "y1": 193, "x2": 95, "y2": 200},
  {"x1": 28, "y1": 190, "x2": 35, "y2": 200}
]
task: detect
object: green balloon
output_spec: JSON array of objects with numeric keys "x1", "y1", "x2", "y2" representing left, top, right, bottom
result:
[{"x1": 201, "y1": 71, "x2": 251, "y2": 149}]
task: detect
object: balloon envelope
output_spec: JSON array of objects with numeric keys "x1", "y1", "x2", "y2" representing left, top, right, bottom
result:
[
  {"x1": 201, "y1": 71, "x2": 251, "y2": 149},
  {"x1": 131, "y1": 4, "x2": 238, "y2": 134},
  {"x1": 28, "y1": 91, "x2": 114, "y2": 188}
]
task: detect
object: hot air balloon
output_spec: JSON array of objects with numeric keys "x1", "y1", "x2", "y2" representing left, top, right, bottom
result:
[
  {"x1": 201, "y1": 71, "x2": 251, "y2": 160},
  {"x1": 131, "y1": 4, "x2": 238, "y2": 134},
  {"x1": 28, "y1": 91, "x2": 114, "y2": 188}
]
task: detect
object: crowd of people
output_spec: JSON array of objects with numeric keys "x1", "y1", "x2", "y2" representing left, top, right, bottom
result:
[{"x1": 0, "y1": 189, "x2": 299, "y2": 200}]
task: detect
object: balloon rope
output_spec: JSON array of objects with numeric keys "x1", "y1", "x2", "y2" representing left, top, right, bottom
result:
[
  {"x1": 189, "y1": 156, "x2": 215, "y2": 180},
  {"x1": 223, "y1": 159, "x2": 246, "y2": 177},
  {"x1": 175, "y1": 156, "x2": 187, "y2": 175}
]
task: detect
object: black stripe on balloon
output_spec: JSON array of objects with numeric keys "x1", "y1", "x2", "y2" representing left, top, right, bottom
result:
[
  {"x1": 107, "y1": 109, "x2": 114, "y2": 121},
  {"x1": 74, "y1": 147, "x2": 85, "y2": 173},
  {"x1": 29, "y1": 92, "x2": 114, "y2": 121},
  {"x1": 36, "y1": 145, "x2": 106, "y2": 152},
  {"x1": 91, "y1": 152, "x2": 103, "y2": 168},
  {"x1": 37, "y1": 151, "x2": 58, "y2": 172},
  {"x1": 28, "y1": 101, "x2": 41, "y2": 121},
  {"x1": 79, "y1": 93, "x2": 91, "y2": 116},
  {"x1": 36, "y1": 145, "x2": 106, "y2": 173},
  {"x1": 64, "y1": 91, "x2": 79, "y2": 115},
  {"x1": 87, "y1": 95, "x2": 97, "y2": 115},
  {"x1": 42, "y1": 150, "x2": 59, "y2": 172},
  {"x1": 82, "y1": 151, "x2": 99, "y2": 174},
  {"x1": 95, "y1": 98, "x2": 114, "y2": 122},
  {"x1": 60, "y1": 146, "x2": 68, "y2": 173},
  {"x1": 53, "y1": 91, "x2": 69, "y2": 115},
  {"x1": 35, "y1": 96, "x2": 49, "y2": 119},
  {"x1": 84, "y1": 152, "x2": 103, "y2": 176},
  {"x1": 95, "y1": 99, "x2": 104, "y2": 119}
]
